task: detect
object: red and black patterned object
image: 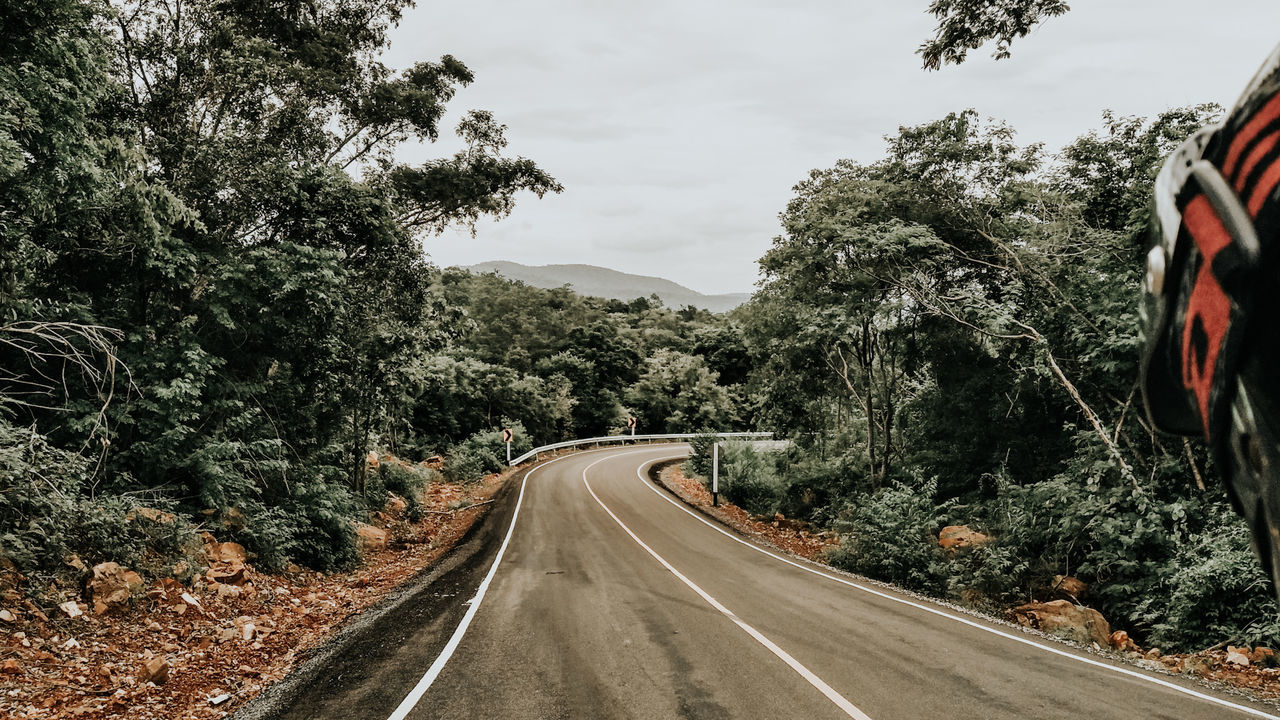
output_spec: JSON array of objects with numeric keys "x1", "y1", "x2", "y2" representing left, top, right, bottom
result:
[{"x1": 1141, "y1": 44, "x2": 1280, "y2": 589}]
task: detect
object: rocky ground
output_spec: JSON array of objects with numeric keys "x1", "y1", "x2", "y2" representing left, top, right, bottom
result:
[
  {"x1": 0, "y1": 462, "x2": 516, "y2": 720},
  {"x1": 652, "y1": 460, "x2": 1280, "y2": 705}
]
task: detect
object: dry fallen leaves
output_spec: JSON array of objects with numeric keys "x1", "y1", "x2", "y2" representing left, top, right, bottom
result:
[{"x1": 0, "y1": 467, "x2": 513, "y2": 720}]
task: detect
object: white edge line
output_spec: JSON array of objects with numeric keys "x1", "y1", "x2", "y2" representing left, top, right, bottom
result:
[
  {"x1": 581, "y1": 454, "x2": 871, "y2": 720},
  {"x1": 632, "y1": 453, "x2": 1280, "y2": 720},
  {"x1": 386, "y1": 446, "x2": 675, "y2": 720}
]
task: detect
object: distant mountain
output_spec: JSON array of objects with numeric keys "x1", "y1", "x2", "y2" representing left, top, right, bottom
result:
[{"x1": 462, "y1": 261, "x2": 751, "y2": 313}]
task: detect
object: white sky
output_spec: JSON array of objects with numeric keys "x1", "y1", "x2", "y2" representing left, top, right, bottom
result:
[{"x1": 383, "y1": 1, "x2": 1278, "y2": 295}]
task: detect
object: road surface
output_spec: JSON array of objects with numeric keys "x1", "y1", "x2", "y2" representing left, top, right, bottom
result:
[{"x1": 240, "y1": 444, "x2": 1280, "y2": 720}]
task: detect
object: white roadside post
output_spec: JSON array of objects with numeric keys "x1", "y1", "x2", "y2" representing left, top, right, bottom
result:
[
  {"x1": 712, "y1": 441, "x2": 720, "y2": 507},
  {"x1": 502, "y1": 428, "x2": 513, "y2": 465}
]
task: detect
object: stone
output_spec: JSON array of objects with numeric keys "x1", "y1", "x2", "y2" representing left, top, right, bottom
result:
[
  {"x1": 222, "y1": 507, "x2": 247, "y2": 532},
  {"x1": 356, "y1": 524, "x2": 388, "y2": 553},
  {"x1": 127, "y1": 507, "x2": 176, "y2": 524},
  {"x1": 205, "y1": 561, "x2": 246, "y2": 586},
  {"x1": 1251, "y1": 647, "x2": 1276, "y2": 666},
  {"x1": 213, "y1": 542, "x2": 247, "y2": 564},
  {"x1": 1226, "y1": 646, "x2": 1252, "y2": 666},
  {"x1": 938, "y1": 525, "x2": 990, "y2": 552},
  {"x1": 1183, "y1": 654, "x2": 1217, "y2": 676},
  {"x1": 0, "y1": 609, "x2": 14, "y2": 623},
  {"x1": 1052, "y1": 574, "x2": 1088, "y2": 598},
  {"x1": 59, "y1": 600, "x2": 83, "y2": 619},
  {"x1": 138, "y1": 657, "x2": 169, "y2": 685},
  {"x1": 1010, "y1": 600, "x2": 1111, "y2": 646},
  {"x1": 89, "y1": 562, "x2": 137, "y2": 614},
  {"x1": 384, "y1": 495, "x2": 408, "y2": 517},
  {"x1": 1, "y1": 659, "x2": 20, "y2": 675},
  {"x1": 1145, "y1": 648, "x2": 1162, "y2": 660},
  {"x1": 1108, "y1": 630, "x2": 1137, "y2": 652}
]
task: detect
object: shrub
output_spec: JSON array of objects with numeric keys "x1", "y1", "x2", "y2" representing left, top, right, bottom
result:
[
  {"x1": 1135, "y1": 514, "x2": 1280, "y2": 650},
  {"x1": 824, "y1": 480, "x2": 950, "y2": 593},
  {"x1": 684, "y1": 431, "x2": 718, "y2": 479},
  {"x1": 715, "y1": 441, "x2": 787, "y2": 516},
  {"x1": 445, "y1": 420, "x2": 532, "y2": 483},
  {"x1": 0, "y1": 419, "x2": 203, "y2": 582},
  {"x1": 282, "y1": 480, "x2": 361, "y2": 572}
]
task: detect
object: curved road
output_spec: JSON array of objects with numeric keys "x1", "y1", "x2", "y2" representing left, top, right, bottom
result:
[{"x1": 246, "y1": 444, "x2": 1280, "y2": 719}]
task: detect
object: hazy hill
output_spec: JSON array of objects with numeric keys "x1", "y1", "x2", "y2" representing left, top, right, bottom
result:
[{"x1": 463, "y1": 261, "x2": 750, "y2": 313}]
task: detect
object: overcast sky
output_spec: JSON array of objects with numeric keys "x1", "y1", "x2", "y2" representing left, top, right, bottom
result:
[{"x1": 382, "y1": 1, "x2": 1277, "y2": 296}]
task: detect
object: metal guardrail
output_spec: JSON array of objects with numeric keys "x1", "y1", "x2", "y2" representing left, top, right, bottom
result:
[{"x1": 509, "y1": 432, "x2": 774, "y2": 466}]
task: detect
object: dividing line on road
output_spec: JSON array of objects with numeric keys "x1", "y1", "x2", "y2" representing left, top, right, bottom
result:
[
  {"x1": 633, "y1": 455, "x2": 1280, "y2": 720},
  {"x1": 385, "y1": 446, "x2": 672, "y2": 720},
  {"x1": 582, "y1": 455, "x2": 872, "y2": 720}
]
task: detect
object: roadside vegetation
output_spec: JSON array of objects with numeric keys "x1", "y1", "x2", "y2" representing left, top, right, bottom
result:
[
  {"x1": 0, "y1": 0, "x2": 749, "y2": 607},
  {"x1": 1, "y1": 0, "x2": 1271, "y2": 688},
  {"x1": 688, "y1": 105, "x2": 1280, "y2": 654}
]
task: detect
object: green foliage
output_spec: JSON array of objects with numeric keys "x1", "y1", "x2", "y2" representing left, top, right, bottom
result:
[
  {"x1": 444, "y1": 421, "x2": 532, "y2": 484},
  {"x1": 918, "y1": 0, "x2": 1069, "y2": 70},
  {"x1": 684, "y1": 432, "x2": 718, "y2": 480},
  {"x1": 825, "y1": 481, "x2": 950, "y2": 593},
  {"x1": 1138, "y1": 519, "x2": 1280, "y2": 649},
  {"x1": 0, "y1": 418, "x2": 200, "y2": 579},
  {"x1": 625, "y1": 349, "x2": 737, "y2": 433},
  {"x1": 714, "y1": 442, "x2": 787, "y2": 517}
]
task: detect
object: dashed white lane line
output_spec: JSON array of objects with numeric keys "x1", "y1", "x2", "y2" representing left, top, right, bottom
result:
[
  {"x1": 582, "y1": 454, "x2": 872, "y2": 720},
  {"x1": 631, "y1": 454, "x2": 1280, "y2": 720},
  {"x1": 386, "y1": 447, "x2": 672, "y2": 720}
]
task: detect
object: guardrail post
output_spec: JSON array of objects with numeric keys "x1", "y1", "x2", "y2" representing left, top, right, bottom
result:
[{"x1": 712, "y1": 442, "x2": 720, "y2": 507}]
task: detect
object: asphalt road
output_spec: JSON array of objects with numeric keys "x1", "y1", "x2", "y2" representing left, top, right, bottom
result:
[{"x1": 241, "y1": 444, "x2": 1280, "y2": 720}]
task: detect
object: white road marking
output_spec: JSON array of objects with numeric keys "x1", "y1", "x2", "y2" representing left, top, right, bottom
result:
[
  {"x1": 632, "y1": 453, "x2": 1280, "y2": 720},
  {"x1": 582, "y1": 454, "x2": 872, "y2": 720},
  {"x1": 387, "y1": 446, "x2": 671, "y2": 720}
]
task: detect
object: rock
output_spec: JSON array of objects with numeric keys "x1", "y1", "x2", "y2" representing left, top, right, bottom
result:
[
  {"x1": 1010, "y1": 600, "x2": 1111, "y2": 646},
  {"x1": 356, "y1": 524, "x2": 388, "y2": 553},
  {"x1": 59, "y1": 600, "x2": 84, "y2": 619},
  {"x1": 384, "y1": 495, "x2": 408, "y2": 517},
  {"x1": 181, "y1": 591, "x2": 204, "y2": 614},
  {"x1": 367, "y1": 450, "x2": 380, "y2": 468},
  {"x1": 138, "y1": 657, "x2": 169, "y2": 685},
  {"x1": 205, "y1": 561, "x2": 246, "y2": 586},
  {"x1": 0, "y1": 609, "x2": 14, "y2": 623},
  {"x1": 1226, "y1": 646, "x2": 1252, "y2": 666},
  {"x1": 212, "y1": 542, "x2": 247, "y2": 564},
  {"x1": 1, "y1": 659, "x2": 19, "y2": 675},
  {"x1": 65, "y1": 555, "x2": 88, "y2": 573},
  {"x1": 1052, "y1": 574, "x2": 1088, "y2": 599},
  {"x1": 233, "y1": 616, "x2": 257, "y2": 641},
  {"x1": 1251, "y1": 647, "x2": 1276, "y2": 667},
  {"x1": 89, "y1": 562, "x2": 137, "y2": 614},
  {"x1": 938, "y1": 525, "x2": 990, "y2": 552},
  {"x1": 1183, "y1": 654, "x2": 1217, "y2": 676},
  {"x1": 1108, "y1": 630, "x2": 1137, "y2": 652},
  {"x1": 1145, "y1": 648, "x2": 1162, "y2": 660}
]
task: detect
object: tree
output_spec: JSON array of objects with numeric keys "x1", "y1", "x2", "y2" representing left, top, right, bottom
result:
[
  {"x1": 919, "y1": 0, "x2": 1070, "y2": 70},
  {"x1": 625, "y1": 350, "x2": 737, "y2": 433}
]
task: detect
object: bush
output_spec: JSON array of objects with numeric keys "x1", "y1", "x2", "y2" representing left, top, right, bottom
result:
[
  {"x1": 1136, "y1": 514, "x2": 1280, "y2": 650},
  {"x1": 0, "y1": 419, "x2": 203, "y2": 581},
  {"x1": 282, "y1": 480, "x2": 361, "y2": 572},
  {"x1": 715, "y1": 441, "x2": 786, "y2": 516},
  {"x1": 445, "y1": 420, "x2": 532, "y2": 483},
  {"x1": 684, "y1": 431, "x2": 718, "y2": 479},
  {"x1": 824, "y1": 480, "x2": 950, "y2": 593}
]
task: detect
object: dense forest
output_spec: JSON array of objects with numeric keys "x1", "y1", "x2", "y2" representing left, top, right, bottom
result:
[{"x1": 2, "y1": 0, "x2": 1274, "y2": 657}]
